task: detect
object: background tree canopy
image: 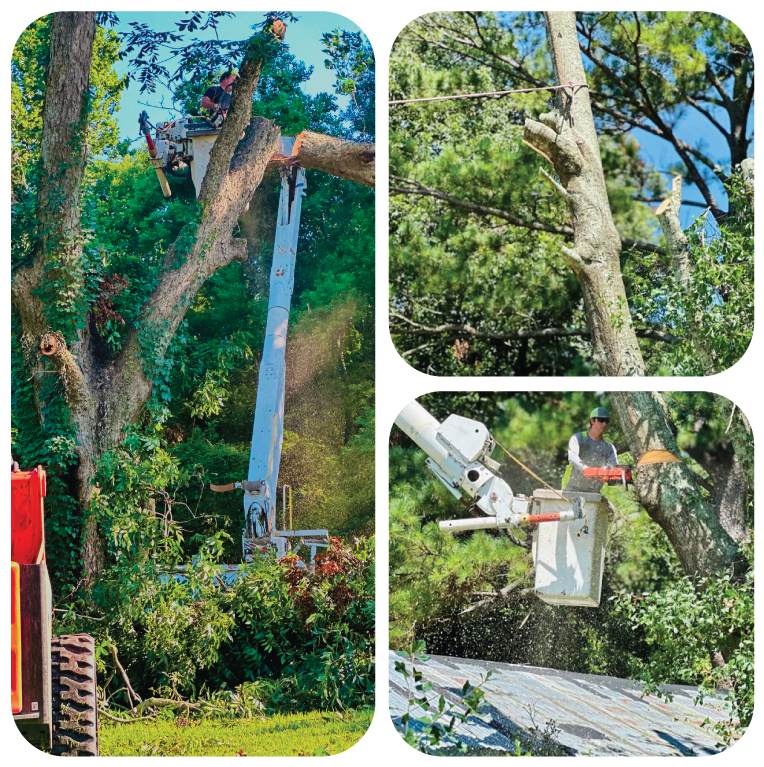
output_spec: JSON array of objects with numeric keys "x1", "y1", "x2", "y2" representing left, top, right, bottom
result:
[{"x1": 389, "y1": 12, "x2": 753, "y2": 376}]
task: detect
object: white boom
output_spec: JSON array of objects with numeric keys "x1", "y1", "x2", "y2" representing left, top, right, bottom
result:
[
  {"x1": 241, "y1": 140, "x2": 328, "y2": 563},
  {"x1": 395, "y1": 401, "x2": 584, "y2": 530}
]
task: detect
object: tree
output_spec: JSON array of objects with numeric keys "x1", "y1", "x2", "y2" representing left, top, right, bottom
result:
[
  {"x1": 576, "y1": 12, "x2": 753, "y2": 220},
  {"x1": 608, "y1": 391, "x2": 742, "y2": 577},
  {"x1": 638, "y1": 171, "x2": 754, "y2": 377},
  {"x1": 523, "y1": 12, "x2": 644, "y2": 376},
  {"x1": 11, "y1": 13, "x2": 376, "y2": 581},
  {"x1": 389, "y1": 12, "x2": 752, "y2": 376}
]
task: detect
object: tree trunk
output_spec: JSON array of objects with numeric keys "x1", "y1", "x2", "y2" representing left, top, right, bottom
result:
[
  {"x1": 10, "y1": 13, "x2": 101, "y2": 577},
  {"x1": 12, "y1": 17, "x2": 376, "y2": 583},
  {"x1": 609, "y1": 391, "x2": 741, "y2": 578},
  {"x1": 523, "y1": 12, "x2": 645, "y2": 376}
]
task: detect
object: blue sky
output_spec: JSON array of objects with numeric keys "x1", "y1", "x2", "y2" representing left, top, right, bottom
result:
[
  {"x1": 114, "y1": 12, "x2": 364, "y2": 143},
  {"x1": 493, "y1": 11, "x2": 752, "y2": 227}
]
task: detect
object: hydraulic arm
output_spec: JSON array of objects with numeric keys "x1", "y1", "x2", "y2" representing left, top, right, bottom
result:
[
  {"x1": 240, "y1": 140, "x2": 328, "y2": 562},
  {"x1": 395, "y1": 401, "x2": 584, "y2": 531}
]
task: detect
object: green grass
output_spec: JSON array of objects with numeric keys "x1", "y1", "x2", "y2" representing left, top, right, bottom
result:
[{"x1": 100, "y1": 708, "x2": 374, "y2": 756}]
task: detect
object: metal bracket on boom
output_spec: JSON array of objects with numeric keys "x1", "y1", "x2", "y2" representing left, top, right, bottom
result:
[{"x1": 395, "y1": 401, "x2": 585, "y2": 534}]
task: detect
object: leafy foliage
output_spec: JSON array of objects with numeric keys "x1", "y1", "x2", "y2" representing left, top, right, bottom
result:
[
  {"x1": 322, "y1": 29, "x2": 375, "y2": 140},
  {"x1": 628, "y1": 172, "x2": 754, "y2": 375},
  {"x1": 117, "y1": 12, "x2": 294, "y2": 93},
  {"x1": 389, "y1": 445, "x2": 531, "y2": 650},
  {"x1": 614, "y1": 560, "x2": 754, "y2": 745},
  {"x1": 58, "y1": 535, "x2": 374, "y2": 713}
]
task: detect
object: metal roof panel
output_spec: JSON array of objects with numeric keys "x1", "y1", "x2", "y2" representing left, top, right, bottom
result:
[{"x1": 389, "y1": 651, "x2": 729, "y2": 756}]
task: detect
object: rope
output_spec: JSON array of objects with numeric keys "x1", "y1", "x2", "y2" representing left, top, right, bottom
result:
[
  {"x1": 389, "y1": 81, "x2": 589, "y2": 106},
  {"x1": 491, "y1": 432, "x2": 592, "y2": 537},
  {"x1": 490, "y1": 433, "x2": 569, "y2": 503}
]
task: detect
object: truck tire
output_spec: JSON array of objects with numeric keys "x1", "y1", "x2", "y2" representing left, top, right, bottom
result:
[{"x1": 51, "y1": 634, "x2": 99, "y2": 756}]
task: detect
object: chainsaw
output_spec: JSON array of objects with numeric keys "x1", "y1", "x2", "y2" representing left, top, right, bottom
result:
[
  {"x1": 582, "y1": 449, "x2": 682, "y2": 488},
  {"x1": 583, "y1": 466, "x2": 633, "y2": 487}
]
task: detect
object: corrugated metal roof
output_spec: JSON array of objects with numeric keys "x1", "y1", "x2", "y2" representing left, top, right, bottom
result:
[{"x1": 389, "y1": 651, "x2": 730, "y2": 756}]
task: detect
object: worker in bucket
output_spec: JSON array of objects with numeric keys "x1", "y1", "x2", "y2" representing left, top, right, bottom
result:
[
  {"x1": 566, "y1": 407, "x2": 618, "y2": 493},
  {"x1": 200, "y1": 70, "x2": 238, "y2": 125}
]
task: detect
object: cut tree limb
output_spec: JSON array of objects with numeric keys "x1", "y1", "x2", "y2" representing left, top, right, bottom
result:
[{"x1": 271, "y1": 130, "x2": 375, "y2": 188}]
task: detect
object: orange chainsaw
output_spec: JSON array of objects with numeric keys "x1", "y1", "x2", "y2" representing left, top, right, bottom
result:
[
  {"x1": 583, "y1": 466, "x2": 633, "y2": 487},
  {"x1": 583, "y1": 449, "x2": 683, "y2": 488}
]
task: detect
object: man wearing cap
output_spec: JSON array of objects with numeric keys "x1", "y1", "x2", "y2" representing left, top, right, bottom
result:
[{"x1": 566, "y1": 407, "x2": 618, "y2": 493}]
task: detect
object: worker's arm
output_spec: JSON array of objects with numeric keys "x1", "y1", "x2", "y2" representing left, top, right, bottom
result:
[
  {"x1": 568, "y1": 435, "x2": 588, "y2": 471},
  {"x1": 200, "y1": 95, "x2": 216, "y2": 112}
]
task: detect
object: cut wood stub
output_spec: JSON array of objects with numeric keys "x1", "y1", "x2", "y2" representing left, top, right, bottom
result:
[
  {"x1": 268, "y1": 130, "x2": 375, "y2": 188},
  {"x1": 40, "y1": 332, "x2": 60, "y2": 356}
]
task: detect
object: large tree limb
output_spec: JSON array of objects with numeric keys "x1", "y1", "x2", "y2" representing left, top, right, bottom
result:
[
  {"x1": 106, "y1": 117, "x2": 280, "y2": 444},
  {"x1": 198, "y1": 19, "x2": 282, "y2": 204},
  {"x1": 271, "y1": 129, "x2": 375, "y2": 188}
]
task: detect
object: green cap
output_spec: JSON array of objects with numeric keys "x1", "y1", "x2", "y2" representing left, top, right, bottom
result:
[{"x1": 590, "y1": 407, "x2": 610, "y2": 419}]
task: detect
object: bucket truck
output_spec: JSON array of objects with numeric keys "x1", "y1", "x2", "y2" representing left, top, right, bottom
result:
[
  {"x1": 239, "y1": 151, "x2": 328, "y2": 564},
  {"x1": 395, "y1": 401, "x2": 609, "y2": 607},
  {"x1": 394, "y1": 401, "x2": 585, "y2": 531}
]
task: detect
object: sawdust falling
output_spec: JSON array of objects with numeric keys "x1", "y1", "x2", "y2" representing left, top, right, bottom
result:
[{"x1": 276, "y1": 298, "x2": 361, "y2": 530}]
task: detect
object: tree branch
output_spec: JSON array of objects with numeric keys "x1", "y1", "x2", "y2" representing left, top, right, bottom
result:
[
  {"x1": 390, "y1": 312, "x2": 678, "y2": 344},
  {"x1": 270, "y1": 130, "x2": 375, "y2": 187}
]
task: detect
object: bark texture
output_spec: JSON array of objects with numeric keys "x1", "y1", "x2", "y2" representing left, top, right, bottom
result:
[
  {"x1": 523, "y1": 12, "x2": 645, "y2": 376},
  {"x1": 609, "y1": 391, "x2": 741, "y2": 578}
]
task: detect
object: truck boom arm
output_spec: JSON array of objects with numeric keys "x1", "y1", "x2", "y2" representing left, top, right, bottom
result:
[
  {"x1": 243, "y1": 140, "x2": 307, "y2": 557},
  {"x1": 395, "y1": 401, "x2": 583, "y2": 531}
]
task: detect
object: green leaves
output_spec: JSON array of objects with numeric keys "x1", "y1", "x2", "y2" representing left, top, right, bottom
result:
[{"x1": 613, "y1": 563, "x2": 754, "y2": 744}]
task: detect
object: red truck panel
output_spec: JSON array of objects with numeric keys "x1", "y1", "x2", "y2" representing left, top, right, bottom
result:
[{"x1": 11, "y1": 468, "x2": 46, "y2": 565}]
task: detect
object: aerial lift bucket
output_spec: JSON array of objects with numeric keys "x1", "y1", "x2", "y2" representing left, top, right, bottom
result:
[{"x1": 531, "y1": 489, "x2": 609, "y2": 607}]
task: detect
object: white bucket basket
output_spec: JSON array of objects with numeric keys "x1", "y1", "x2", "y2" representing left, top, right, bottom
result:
[{"x1": 531, "y1": 489, "x2": 608, "y2": 607}]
